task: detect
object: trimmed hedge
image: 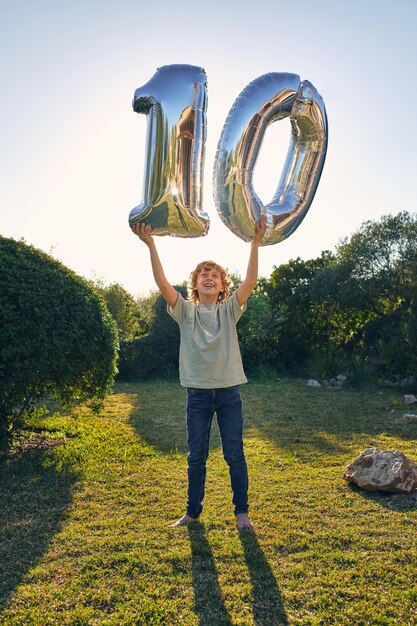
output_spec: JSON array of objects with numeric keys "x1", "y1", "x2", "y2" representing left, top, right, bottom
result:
[{"x1": 0, "y1": 236, "x2": 119, "y2": 446}]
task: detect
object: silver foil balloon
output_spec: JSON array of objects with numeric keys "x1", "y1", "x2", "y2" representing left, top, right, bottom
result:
[
  {"x1": 129, "y1": 64, "x2": 209, "y2": 237},
  {"x1": 213, "y1": 72, "x2": 328, "y2": 245}
]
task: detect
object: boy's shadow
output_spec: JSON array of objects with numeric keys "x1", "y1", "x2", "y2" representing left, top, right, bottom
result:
[
  {"x1": 239, "y1": 528, "x2": 288, "y2": 626},
  {"x1": 187, "y1": 523, "x2": 233, "y2": 626},
  {"x1": 187, "y1": 524, "x2": 288, "y2": 626}
]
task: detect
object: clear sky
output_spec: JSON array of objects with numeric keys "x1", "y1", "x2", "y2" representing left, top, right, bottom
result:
[{"x1": 1, "y1": 0, "x2": 416, "y2": 297}]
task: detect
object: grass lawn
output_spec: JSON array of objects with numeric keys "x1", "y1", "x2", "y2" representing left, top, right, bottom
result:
[{"x1": 1, "y1": 378, "x2": 416, "y2": 625}]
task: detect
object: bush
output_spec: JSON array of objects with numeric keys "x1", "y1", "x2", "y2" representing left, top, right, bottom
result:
[
  {"x1": 237, "y1": 280, "x2": 283, "y2": 372},
  {"x1": 345, "y1": 354, "x2": 377, "y2": 389},
  {"x1": 0, "y1": 237, "x2": 119, "y2": 447},
  {"x1": 117, "y1": 286, "x2": 187, "y2": 380},
  {"x1": 93, "y1": 280, "x2": 144, "y2": 342},
  {"x1": 308, "y1": 345, "x2": 347, "y2": 380}
]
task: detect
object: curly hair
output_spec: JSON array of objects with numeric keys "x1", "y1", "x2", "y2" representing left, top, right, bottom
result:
[{"x1": 187, "y1": 261, "x2": 233, "y2": 304}]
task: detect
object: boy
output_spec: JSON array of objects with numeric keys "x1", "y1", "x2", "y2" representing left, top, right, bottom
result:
[{"x1": 134, "y1": 215, "x2": 266, "y2": 528}]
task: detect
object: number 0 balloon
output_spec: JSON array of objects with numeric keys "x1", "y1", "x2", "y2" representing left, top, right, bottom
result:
[
  {"x1": 213, "y1": 73, "x2": 328, "y2": 245},
  {"x1": 129, "y1": 65, "x2": 209, "y2": 237}
]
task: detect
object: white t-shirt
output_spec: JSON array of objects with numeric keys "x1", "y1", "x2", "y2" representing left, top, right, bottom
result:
[{"x1": 167, "y1": 291, "x2": 247, "y2": 388}]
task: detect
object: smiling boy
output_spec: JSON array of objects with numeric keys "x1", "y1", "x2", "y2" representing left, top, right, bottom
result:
[{"x1": 134, "y1": 216, "x2": 266, "y2": 528}]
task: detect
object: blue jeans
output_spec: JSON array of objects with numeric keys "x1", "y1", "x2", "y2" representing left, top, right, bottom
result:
[{"x1": 185, "y1": 385, "x2": 249, "y2": 518}]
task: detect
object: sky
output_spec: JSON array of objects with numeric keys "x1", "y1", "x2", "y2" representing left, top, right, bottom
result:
[{"x1": 1, "y1": 0, "x2": 416, "y2": 297}]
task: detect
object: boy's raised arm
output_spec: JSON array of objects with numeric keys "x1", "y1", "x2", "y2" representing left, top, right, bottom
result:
[
  {"x1": 236, "y1": 214, "x2": 267, "y2": 307},
  {"x1": 133, "y1": 223, "x2": 178, "y2": 309}
]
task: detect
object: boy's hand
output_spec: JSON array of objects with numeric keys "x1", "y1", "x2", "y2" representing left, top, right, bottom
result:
[
  {"x1": 133, "y1": 222, "x2": 154, "y2": 247},
  {"x1": 252, "y1": 213, "x2": 267, "y2": 246}
]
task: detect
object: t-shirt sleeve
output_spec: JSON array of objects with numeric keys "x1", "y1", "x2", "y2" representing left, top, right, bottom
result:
[
  {"x1": 167, "y1": 292, "x2": 186, "y2": 324},
  {"x1": 229, "y1": 290, "x2": 247, "y2": 323}
]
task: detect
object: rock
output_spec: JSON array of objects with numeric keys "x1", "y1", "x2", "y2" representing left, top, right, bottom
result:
[
  {"x1": 343, "y1": 448, "x2": 417, "y2": 493},
  {"x1": 322, "y1": 378, "x2": 342, "y2": 388},
  {"x1": 404, "y1": 394, "x2": 417, "y2": 405},
  {"x1": 307, "y1": 379, "x2": 321, "y2": 388},
  {"x1": 401, "y1": 375, "x2": 417, "y2": 389},
  {"x1": 336, "y1": 374, "x2": 347, "y2": 384},
  {"x1": 404, "y1": 414, "x2": 417, "y2": 424}
]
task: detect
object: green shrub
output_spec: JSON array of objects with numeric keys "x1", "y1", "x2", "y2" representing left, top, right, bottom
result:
[
  {"x1": 308, "y1": 345, "x2": 347, "y2": 380},
  {"x1": 92, "y1": 280, "x2": 144, "y2": 342},
  {"x1": 0, "y1": 237, "x2": 119, "y2": 447},
  {"x1": 237, "y1": 280, "x2": 282, "y2": 372},
  {"x1": 117, "y1": 286, "x2": 187, "y2": 380},
  {"x1": 345, "y1": 354, "x2": 377, "y2": 388}
]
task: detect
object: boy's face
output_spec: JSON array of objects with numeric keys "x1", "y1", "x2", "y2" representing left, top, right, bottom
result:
[{"x1": 196, "y1": 267, "x2": 224, "y2": 302}]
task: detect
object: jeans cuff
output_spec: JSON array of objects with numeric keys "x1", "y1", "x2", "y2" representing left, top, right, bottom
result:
[{"x1": 234, "y1": 507, "x2": 249, "y2": 515}]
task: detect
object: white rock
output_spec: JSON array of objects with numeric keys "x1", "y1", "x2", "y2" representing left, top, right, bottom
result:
[
  {"x1": 404, "y1": 414, "x2": 417, "y2": 424},
  {"x1": 307, "y1": 379, "x2": 321, "y2": 388},
  {"x1": 404, "y1": 394, "x2": 417, "y2": 405},
  {"x1": 343, "y1": 448, "x2": 417, "y2": 493}
]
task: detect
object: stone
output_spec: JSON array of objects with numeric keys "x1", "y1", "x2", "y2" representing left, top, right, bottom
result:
[
  {"x1": 404, "y1": 414, "x2": 417, "y2": 424},
  {"x1": 401, "y1": 375, "x2": 417, "y2": 389},
  {"x1": 321, "y1": 375, "x2": 347, "y2": 388},
  {"x1": 343, "y1": 448, "x2": 417, "y2": 493},
  {"x1": 404, "y1": 394, "x2": 417, "y2": 405},
  {"x1": 321, "y1": 377, "x2": 344, "y2": 389},
  {"x1": 307, "y1": 379, "x2": 321, "y2": 388}
]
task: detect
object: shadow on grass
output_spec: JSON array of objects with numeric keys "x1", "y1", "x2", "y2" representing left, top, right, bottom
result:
[
  {"x1": 348, "y1": 483, "x2": 417, "y2": 512},
  {"x1": 187, "y1": 523, "x2": 233, "y2": 626},
  {"x1": 241, "y1": 381, "x2": 417, "y2": 462},
  {"x1": 186, "y1": 523, "x2": 288, "y2": 626},
  {"x1": 0, "y1": 446, "x2": 78, "y2": 612},
  {"x1": 239, "y1": 529, "x2": 288, "y2": 626},
  {"x1": 124, "y1": 379, "x2": 417, "y2": 462},
  {"x1": 126, "y1": 383, "x2": 188, "y2": 454}
]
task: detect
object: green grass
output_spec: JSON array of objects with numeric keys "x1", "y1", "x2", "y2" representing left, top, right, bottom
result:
[{"x1": 1, "y1": 379, "x2": 416, "y2": 625}]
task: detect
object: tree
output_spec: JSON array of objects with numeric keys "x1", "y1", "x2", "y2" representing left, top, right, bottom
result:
[
  {"x1": 266, "y1": 252, "x2": 334, "y2": 369},
  {"x1": 318, "y1": 212, "x2": 417, "y2": 315},
  {"x1": 237, "y1": 278, "x2": 283, "y2": 371},
  {"x1": 93, "y1": 281, "x2": 143, "y2": 342},
  {"x1": 0, "y1": 237, "x2": 118, "y2": 447},
  {"x1": 311, "y1": 212, "x2": 417, "y2": 377}
]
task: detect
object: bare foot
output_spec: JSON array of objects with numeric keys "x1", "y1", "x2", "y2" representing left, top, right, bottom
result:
[
  {"x1": 236, "y1": 513, "x2": 253, "y2": 529},
  {"x1": 168, "y1": 514, "x2": 200, "y2": 528}
]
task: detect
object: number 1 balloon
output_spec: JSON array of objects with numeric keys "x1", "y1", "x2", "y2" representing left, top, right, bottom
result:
[
  {"x1": 129, "y1": 64, "x2": 210, "y2": 237},
  {"x1": 213, "y1": 72, "x2": 328, "y2": 245}
]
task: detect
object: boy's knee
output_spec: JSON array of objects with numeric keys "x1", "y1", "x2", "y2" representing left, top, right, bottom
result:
[
  {"x1": 188, "y1": 454, "x2": 208, "y2": 467},
  {"x1": 224, "y1": 452, "x2": 246, "y2": 466}
]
